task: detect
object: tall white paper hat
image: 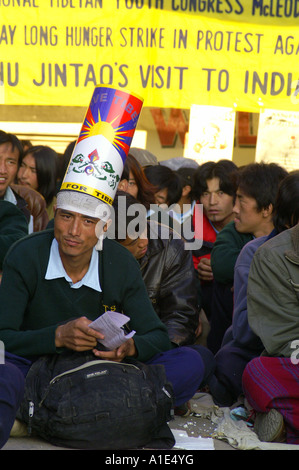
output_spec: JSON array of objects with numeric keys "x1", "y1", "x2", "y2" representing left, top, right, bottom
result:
[{"x1": 57, "y1": 85, "x2": 143, "y2": 218}]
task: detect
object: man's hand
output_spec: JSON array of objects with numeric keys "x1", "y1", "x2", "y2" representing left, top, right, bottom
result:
[
  {"x1": 55, "y1": 316, "x2": 104, "y2": 351},
  {"x1": 92, "y1": 338, "x2": 137, "y2": 362},
  {"x1": 197, "y1": 258, "x2": 214, "y2": 281}
]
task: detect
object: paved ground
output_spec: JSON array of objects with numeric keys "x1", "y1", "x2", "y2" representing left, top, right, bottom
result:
[
  {"x1": 3, "y1": 416, "x2": 233, "y2": 451},
  {"x1": 3, "y1": 422, "x2": 232, "y2": 451}
]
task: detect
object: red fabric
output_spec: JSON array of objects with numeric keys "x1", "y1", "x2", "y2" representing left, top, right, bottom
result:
[
  {"x1": 192, "y1": 206, "x2": 217, "y2": 270},
  {"x1": 243, "y1": 356, "x2": 299, "y2": 444}
]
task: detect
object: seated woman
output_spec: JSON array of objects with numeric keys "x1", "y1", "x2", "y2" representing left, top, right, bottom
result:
[
  {"x1": 17, "y1": 145, "x2": 58, "y2": 220},
  {"x1": 118, "y1": 153, "x2": 156, "y2": 210},
  {"x1": 118, "y1": 154, "x2": 181, "y2": 233}
]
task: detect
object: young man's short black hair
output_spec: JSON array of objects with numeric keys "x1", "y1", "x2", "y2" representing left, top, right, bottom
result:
[
  {"x1": 193, "y1": 159, "x2": 238, "y2": 200},
  {"x1": 235, "y1": 162, "x2": 288, "y2": 212},
  {"x1": 0, "y1": 130, "x2": 24, "y2": 162},
  {"x1": 176, "y1": 167, "x2": 196, "y2": 201},
  {"x1": 144, "y1": 165, "x2": 182, "y2": 206},
  {"x1": 273, "y1": 171, "x2": 299, "y2": 232}
]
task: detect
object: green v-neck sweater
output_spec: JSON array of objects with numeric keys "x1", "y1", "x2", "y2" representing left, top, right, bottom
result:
[{"x1": 0, "y1": 230, "x2": 171, "y2": 361}]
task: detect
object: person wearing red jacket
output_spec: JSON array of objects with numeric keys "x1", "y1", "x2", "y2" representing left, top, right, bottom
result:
[{"x1": 191, "y1": 160, "x2": 238, "y2": 319}]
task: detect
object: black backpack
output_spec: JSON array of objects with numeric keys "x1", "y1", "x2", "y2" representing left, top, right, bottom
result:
[{"x1": 18, "y1": 350, "x2": 175, "y2": 450}]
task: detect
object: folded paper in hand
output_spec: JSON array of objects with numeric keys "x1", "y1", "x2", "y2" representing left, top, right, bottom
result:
[{"x1": 89, "y1": 311, "x2": 136, "y2": 350}]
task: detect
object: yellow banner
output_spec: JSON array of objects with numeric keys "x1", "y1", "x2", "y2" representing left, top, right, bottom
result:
[{"x1": 0, "y1": 0, "x2": 299, "y2": 111}]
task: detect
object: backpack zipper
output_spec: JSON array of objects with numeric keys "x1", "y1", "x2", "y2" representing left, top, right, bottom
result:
[
  {"x1": 49, "y1": 360, "x2": 140, "y2": 385},
  {"x1": 27, "y1": 400, "x2": 34, "y2": 435},
  {"x1": 39, "y1": 360, "x2": 140, "y2": 406},
  {"x1": 162, "y1": 386, "x2": 172, "y2": 398}
]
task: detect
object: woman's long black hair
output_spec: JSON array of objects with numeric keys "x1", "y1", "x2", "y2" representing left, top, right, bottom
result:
[{"x1": 21, "y1": 145, "x2": 58, "y2": 206}]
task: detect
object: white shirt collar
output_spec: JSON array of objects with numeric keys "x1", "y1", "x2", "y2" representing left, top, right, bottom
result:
[
  {"x1": 4, "y1": 187, "x2": 33, "y2": 233},
  {"x1": 168, "y1": 200, "x2": 196, "y2": 224},
  {"x1": 45, "y1": 238, "x2": 102, "y2": 292},
  {"x1": 4, "y1": 186, "x2": 17, "y2": 204}
]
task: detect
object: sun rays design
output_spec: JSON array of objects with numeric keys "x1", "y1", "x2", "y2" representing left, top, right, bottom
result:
[{"x1": 77, "y1": 106, "x2": 135, "y2": 163}]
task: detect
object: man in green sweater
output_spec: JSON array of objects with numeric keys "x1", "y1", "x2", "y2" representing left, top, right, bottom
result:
[
  {"x1": 0, "y1": 207, "x2": 168, "y2": 361},
  {"x1": 0, "y1": 191, "x2": 204, "y2": 414},
  {"x1": 0, "y1": 200, "x2": 28, "y2": 271},
  {"x1": 0, "y1": 200, "x2": 29, "y2": 449},
  {"x1": 207, "y1": 162, "x2": 288, "y2": 354}
]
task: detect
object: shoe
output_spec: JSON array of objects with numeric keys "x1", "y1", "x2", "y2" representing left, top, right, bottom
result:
[
  {"x1": 254, "y1": 409, "x2": 286, "y2": 443},
  {"x1": 174, "y1": 401, "x2": 191, "y2": 417}
]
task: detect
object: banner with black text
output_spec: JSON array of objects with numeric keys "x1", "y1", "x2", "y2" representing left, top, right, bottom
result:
[{"x1": 0, "y1": 0, "x2": 298, "y2": 111}]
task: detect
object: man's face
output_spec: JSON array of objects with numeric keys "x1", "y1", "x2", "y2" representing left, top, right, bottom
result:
[
  {"x1": 54, "y1": 209, "x2": 99, "y2": 261},
  {"x1": 0, "y1": 142, "x2": 20, "y2": 197},
  {"x1": 200, "y1": 177, "x2": 234, "y2": 228},
  {"x1": 233, "y1": 189, "x2": 264, "y2": 235},
  {"x1": 120, "y1": 229, "x2": 148, "y2": 260}
]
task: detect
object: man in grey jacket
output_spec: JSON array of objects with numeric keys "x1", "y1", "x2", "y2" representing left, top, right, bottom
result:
[
  {"x1": 242, "y1": 176, "x2": 299, "y2": 444},
  {"x1": 247, "y1": 223, "x2": 299, "y2": 358}
]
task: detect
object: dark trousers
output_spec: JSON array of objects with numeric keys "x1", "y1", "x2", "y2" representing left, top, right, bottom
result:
[
  {"x1": 147, "y1": 345, "x2": 215, "y2": 407},
  {"x1": 0, "y1": 360, "x2": 26, "y2": 449},
  {"x1": 209, "y1": 341, "x2": 261, "y2": 406},
  {"x1": 207, "y1": 281, "x2": 234, "y2": 354},
  {"x1": 0, "y1": 353, "x2": 32, "y2": 449}
]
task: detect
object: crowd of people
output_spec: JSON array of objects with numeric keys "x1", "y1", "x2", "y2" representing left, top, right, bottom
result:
[{"x1": 0, "y1": 128, "x2": 299, "y2": 448}]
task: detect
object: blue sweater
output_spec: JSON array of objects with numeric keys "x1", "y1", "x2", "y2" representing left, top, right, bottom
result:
[
  {"x1": 223, "y1": 230, "x2": 277, "y2": 350},
  {"x1": 231, "y1": 236, "x2": 268, "y2": 350}
]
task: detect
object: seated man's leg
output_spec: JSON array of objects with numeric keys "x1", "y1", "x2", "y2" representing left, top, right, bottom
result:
[
  {"x1": 4, "y1": 351, "x2": 32, "y2": 377},
  {"x1": 200, "y1": 280, "x2": 214, "y2": 320},
  {"x1": 207, "y1": 281, "x2": 234, "y2": 354},
  {"x1": 147, "y1": 346, "x2": 205, "y2": 407},
  {"x1": 0, "y1": 361, "x2": 25, "y2": 449},
  {"x1": 243, "y1": 357, "x2": 299, "y2": 444},
  {"x1": 209, "y1": 342, "x2": 259, "y2": 406},
  {"x1": 187, "y1": 344, "x2": 216, "y2": 386}
]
